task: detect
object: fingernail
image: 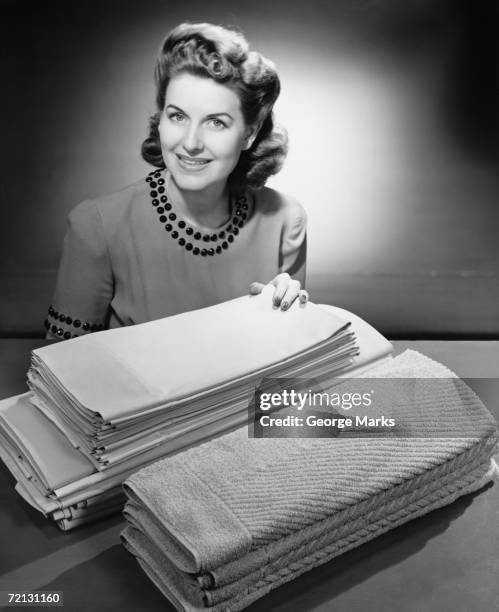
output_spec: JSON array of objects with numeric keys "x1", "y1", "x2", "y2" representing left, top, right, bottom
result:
[{"x1": 281, "y1": 301, "x2": 288, "y2": 310}]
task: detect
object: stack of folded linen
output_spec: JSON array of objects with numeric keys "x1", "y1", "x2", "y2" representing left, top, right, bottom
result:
[
  {"x1": 121, "y1": 350, "x2": 498, "y2": 612},
  {"x1": 0, "y1": 288, "x2": 393, "y2": 529}
]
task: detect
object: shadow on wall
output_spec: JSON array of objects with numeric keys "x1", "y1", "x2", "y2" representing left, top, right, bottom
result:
[{"x1": 1, "y1": 0, "x2": 498, "y2": 338}]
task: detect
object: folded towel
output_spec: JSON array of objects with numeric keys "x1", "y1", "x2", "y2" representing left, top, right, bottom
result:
[
  {"x1": 121, "y1": 458, "x2": 496, "y2": 612},
  {"x1": 123, "y1": 351, "x2": 497, "y2": 574},
  {"x1": 123, "y1": 451, "x2": 492, "y2": 601},
  {"x1": 121, "y1": 350, "x2": 498, "y2": 611}
]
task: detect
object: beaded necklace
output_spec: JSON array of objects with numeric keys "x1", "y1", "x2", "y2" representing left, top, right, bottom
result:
[{"x1": 146, "y1": 168, "x2": 248, "y2": 256}]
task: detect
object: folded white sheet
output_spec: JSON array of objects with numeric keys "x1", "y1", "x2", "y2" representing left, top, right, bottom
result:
[
  {"x1": 0, "y1": 296, "x2": 392, "y2": 529},
  {"x1": 27, "y1": 295, "x2": 393, "y2": 471},
  {"x1": 31, "y1": 289, "x2": 355, "y2": 422}
]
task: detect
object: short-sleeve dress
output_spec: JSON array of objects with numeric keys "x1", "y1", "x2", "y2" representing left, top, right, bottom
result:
[{"x1": 45, "y1": 171, "x2": 307, "y2": 340}]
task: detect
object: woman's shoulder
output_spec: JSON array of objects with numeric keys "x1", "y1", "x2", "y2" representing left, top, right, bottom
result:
[
  {"x1": 68, "y1": 177, "x2": 146, "y2": 229},
  {"x1": 252, "y1": 186, "x2": 307, "y2": 226}
]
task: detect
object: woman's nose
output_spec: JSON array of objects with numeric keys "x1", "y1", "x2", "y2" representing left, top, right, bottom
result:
[{"x1": 182, "y1": 125, "x2": 204, "y2": 154}]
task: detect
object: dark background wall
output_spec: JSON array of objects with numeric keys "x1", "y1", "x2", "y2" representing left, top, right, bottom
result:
[{"x1": 1, "y1": 0, "x2": 498, "y2": 338}]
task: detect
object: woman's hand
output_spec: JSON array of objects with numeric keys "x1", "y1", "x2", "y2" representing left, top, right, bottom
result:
[{"x1": 249, "y1": 273, "x2": 309, "y2": 310}]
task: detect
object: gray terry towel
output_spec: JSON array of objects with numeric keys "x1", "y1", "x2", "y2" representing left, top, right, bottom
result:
[
  {"x1": 121, "y1": 458, "x2": 495, "y2": 612},
  {"x1": 123, "y1": 454, "x2": 493, "y2": 608},
  {"x1": 123, "y1": 351, "x2": 498, "y2": 575}
]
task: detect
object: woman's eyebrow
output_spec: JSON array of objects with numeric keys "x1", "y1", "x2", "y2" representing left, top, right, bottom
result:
[
  {"x1": 206, "y1": 112, "x2": 234, "y2": 121},
  {"x1": 166, "y1": 104, "x2": 234, "y2": 121},
  {"x1": 166, "y1": 104, "x2": 186, "y2": 113}
]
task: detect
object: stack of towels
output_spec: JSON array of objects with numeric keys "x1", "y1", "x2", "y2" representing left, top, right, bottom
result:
[
  {"x1": 121, "y1": 350, "x2": 498, "y2": 612},
  {"x1": 0, "y1": 288, "x2": 392, "y2": 529}
]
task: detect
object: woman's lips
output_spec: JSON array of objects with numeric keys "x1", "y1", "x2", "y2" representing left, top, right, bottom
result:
[{"x1": 176, "y1": 154, "x2": 212, "y2": 170}]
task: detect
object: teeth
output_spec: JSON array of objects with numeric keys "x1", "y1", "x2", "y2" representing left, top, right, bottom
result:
[{"x1": 180, "y1": 157, "x2": 209, "y2": 166}]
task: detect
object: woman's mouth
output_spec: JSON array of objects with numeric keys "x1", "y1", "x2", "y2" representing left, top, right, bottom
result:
[{"x1": 176, "y1": 154, "x2": 212, "y2": 170}]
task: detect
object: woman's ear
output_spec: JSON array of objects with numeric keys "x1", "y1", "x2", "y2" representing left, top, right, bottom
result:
[{"x1": 242, "y1": 121, "x2": 262, "y2": 150}]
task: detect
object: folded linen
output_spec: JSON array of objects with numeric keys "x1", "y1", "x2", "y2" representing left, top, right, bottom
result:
[
  {"x1": 28, "y1": 290, "x2": 374, "y2": 469},
  {"x1": 122, "y1": 350, "x2": 498, "y2": 611},
  {"x1": 31, "y1": 288, "x2": 354, "y2": 422},
  {"x1": 0, "y1": 391, "x2": 246, "y2": 526},
  {"x1": 0, "y1": 393, "x2": 94, "y2": 490},
  {"x1": 0, "y1": 296, "x2": 392, "y2": 529}
]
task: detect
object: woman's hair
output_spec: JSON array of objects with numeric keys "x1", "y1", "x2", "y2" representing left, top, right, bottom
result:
[{"x1": 141, "y1": 23, "x2": 288, "y2": 191}]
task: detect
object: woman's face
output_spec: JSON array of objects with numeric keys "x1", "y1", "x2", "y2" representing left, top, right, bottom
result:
[{"x1": 159, "y1": 73, "x2": 251, "y2": 193}]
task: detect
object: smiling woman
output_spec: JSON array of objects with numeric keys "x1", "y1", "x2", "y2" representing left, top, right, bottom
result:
[
  {"x1": 160, "y1": 74, "x2": 254, "y2": 210},
  {"x1": 45, "y1": 23, "x2": 308, "y2": 341}
]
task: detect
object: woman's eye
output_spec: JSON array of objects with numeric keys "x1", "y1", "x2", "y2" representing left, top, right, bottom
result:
[
  {"x1": 169, "y1": 112, "x2": 185, "y2": 122},
  {"x1": 208, "y1": 119, "x2": 226, "y2": 129}
]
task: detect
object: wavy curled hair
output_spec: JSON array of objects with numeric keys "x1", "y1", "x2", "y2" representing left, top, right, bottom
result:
[{"x1": 141, "y1": 23, "x2": 288, "y2": 191}]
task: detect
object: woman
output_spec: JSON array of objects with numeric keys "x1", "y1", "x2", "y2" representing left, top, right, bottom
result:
[{"x1": 45, "y1": 23, "x2": 308, "y2": 340}]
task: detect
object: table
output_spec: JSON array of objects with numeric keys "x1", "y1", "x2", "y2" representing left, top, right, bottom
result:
[{"x1": 0, "y1": 339, "x2": 498, "y2": 612}]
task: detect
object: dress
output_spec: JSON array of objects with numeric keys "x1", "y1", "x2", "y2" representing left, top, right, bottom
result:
[{"x1": 45, "y1": 174, "x2": 307, "y2": 340}]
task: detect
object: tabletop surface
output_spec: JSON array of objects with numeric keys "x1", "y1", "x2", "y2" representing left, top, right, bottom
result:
[{"x1": 0, "y1": 339, "x2": 498, "y2": 612}]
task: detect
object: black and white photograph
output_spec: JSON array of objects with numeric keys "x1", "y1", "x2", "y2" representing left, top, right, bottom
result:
[{"x1": 1, "y1": 1, "x2": 498, "y2": 611}]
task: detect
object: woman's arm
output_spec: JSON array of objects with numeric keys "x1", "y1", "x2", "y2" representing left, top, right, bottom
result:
[
  {"x1": 279, "y1": 196, "x2": 307, "y2": 287},
  {"x1": 45, "y1": 200, "x2": 114, "y2": 341},
  {"x1": 250, "y1": 194, "x2": 308, "y2": 309}
]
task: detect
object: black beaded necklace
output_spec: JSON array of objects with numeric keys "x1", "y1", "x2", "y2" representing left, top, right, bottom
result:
[{"x1": 146, "y1": 168, "x2": 248, "y2": 256}]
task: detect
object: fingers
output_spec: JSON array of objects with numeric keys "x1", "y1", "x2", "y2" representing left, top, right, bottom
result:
[
  {"x1": 271, "y1": 273, "x2": 292, "y2": 307},
  {"x1": 251, "y1": 274, "x2": 310, "y2": 310},
  {"x1": 279, "y1": 279, "x2": 302, "y2": 310},
  {"x1": 249, "y1": 282, "x2": 265, "y2": 295}
]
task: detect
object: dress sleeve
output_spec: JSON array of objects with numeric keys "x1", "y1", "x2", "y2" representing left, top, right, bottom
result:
[
  {"x1": 279, "y1": 197, "x2": 307, "y2": 287},
  {"x1": 45, "y1": 200, "x2": 114, "y2": 341}
]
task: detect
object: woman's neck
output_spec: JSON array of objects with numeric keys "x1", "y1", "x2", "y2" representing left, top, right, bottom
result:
[{"x1": 166, "y1": 174, "x2": 231, "y2": 229}]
